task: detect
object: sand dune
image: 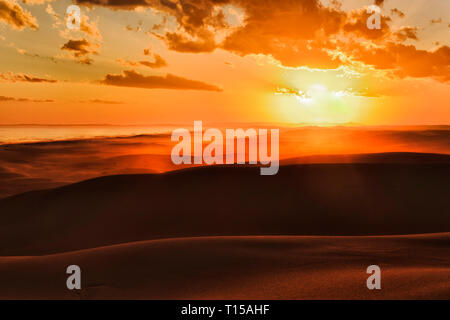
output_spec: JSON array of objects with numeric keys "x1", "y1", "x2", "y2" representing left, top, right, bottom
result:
[
  {"x1": 0, "y1": 154, "x2": 449, "y2": 255},
  {"x1": 0, "y1": 152, "x2": 449, "y2": 299},
  {"x1": 0, "y1": 234, "x2": 449, "y2": 299}
]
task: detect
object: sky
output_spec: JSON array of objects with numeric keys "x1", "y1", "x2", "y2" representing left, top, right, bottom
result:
[{"x1": 0, "y1": 0, "x2": 449, "y2": 125}]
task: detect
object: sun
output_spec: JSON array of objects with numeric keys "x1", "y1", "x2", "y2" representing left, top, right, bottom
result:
[
  {"x1": 307, "y1": 84, "x2": 328, "y2": 97},
  {"x1": 296, "y1": 84, "x2": 328, "y2": 105},
  {"x1": 273, "y1": 83, "x2": 360, "y2": 124}
]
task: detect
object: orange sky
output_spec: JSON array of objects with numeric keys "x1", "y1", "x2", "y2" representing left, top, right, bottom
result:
[{"x1": 0, "y1": 0, "x2": 449, "y2": 125}]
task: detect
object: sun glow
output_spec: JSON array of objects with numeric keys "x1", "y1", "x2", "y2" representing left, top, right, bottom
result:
[
  {"x1": 297, "y1": 84, "x2": 328, "y2": 104},
  {"x1": 273, "y1": 83, "x2": 363, "y2": 124}
]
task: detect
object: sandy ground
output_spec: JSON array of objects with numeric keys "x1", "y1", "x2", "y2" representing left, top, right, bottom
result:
[{"x1": 0, "y1": 234, "x2": 449, "y2": 299}]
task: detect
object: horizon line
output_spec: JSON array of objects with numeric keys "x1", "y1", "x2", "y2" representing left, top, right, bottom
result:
[{"x1": 1, "y1": 123, "x2": 450, "y2": 128}]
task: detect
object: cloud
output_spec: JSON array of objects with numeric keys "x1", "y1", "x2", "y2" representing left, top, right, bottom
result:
[
  {"x1": 76, "y1": 0, "x2": 235, "y2": 45},
  {"x1": 342, "y1": 7, "x2": 392, "y2": 40},
  {"x1": 275, "y1": 87, "x2": 313, "y2": 101},
  {"x1": 61, "y1": 38, "x2": 98, "y2": 64},
  {"x1": 139, "y1": 55, "x2": 168, "y2": 68},
  {"x1": 393, "y1": 26, "x2": 419, "y2": 42},
  {"x1": 0, "y1": 72, "x2": 57, "y2": 83},
  {"x1": 21, "y1": 0, "x2": 54, "y2": 4},
  {"x1": 45, "y1": 3, "x2": 61, "y2": 28},
  {"x1": 58, "y1": 14, "x2": 102, "y2": 42},
  {"x1": 221, "y1": 0, "x2": 347, "y2": 68},
  {"x1": 275, "y1": 85, "x2": 383, "y2": 99},
  {"x1": 161, "y1": 30, "x2": 216, "y2": 53},
  {"x1": 75, "y1": 0, "x2": 147, "y2": 10},
  {"x1": 143, "y1": 47, "x2": 152, "y2": 56},
  {"x1": 374, "y1": 0, "x2": 384, "y2": 6},
  {"x1": 430, "y1": 18, "x2": 442, "y2": 24},
  {"x1": 79, "y1": 15, "x2": 102, "y2": 41},
  {"x1": 125, "y1": 20, "x2": 143, "y2": 32},
  {"x1": 54, "y1": 7, "x2": 102, "y2": 63},
  {"x1": 61, "y1": 39, "x2": 94, "y2": 56},
  {"x1": 81, "y1": 99, "x2": 125, "y2": 104},
  {"x1": 353, "y1": 43, "x2": 450, "y2": 82},
  {"x1": 100, "y1": 70, "x2": 222, "y2": 91},
  {"x1": 390, "y1": 8, "x2": 405, "y2": 18},
  {"x1": 0, "y1": 95, "x2": 54, "y2": 102},
  {"x1": 117, "y1": 54, "x2": 168, "y2": 69},
  {"x1": 0, "y1": 0, "x2": 38, "y2": 30},
  {"x1": 74, "y1": 0, "x2": 450, "y2": 82},
  {"x1": 346, "y1": 88, "x2": 383, "y2": 98}
]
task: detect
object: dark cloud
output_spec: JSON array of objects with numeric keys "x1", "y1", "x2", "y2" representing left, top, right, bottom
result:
[
  {"x1": 21, "y1": 0, "x2": 52, "y2": 4},
  {"x1": 162, "y1": 30, "x2": 216, "y2": 53},
  {"x1": 75, "y1": 0, "x2": 149, "y2": 9},
  {"x1": 0, "y1": 72, "x2": 57, "y2": 83},
  {"x1": 61, "y1": 38, "x2": 98, "y2": 64},
  {"x1": 117, "y1": 54, "x2": 168, "y2": 69},
  {"x1": 343, "y1": 8, "x2": 392, "y2": 40},
  {"x1": 0, "y1": 95, "x2": 54, "y2": 102},
  {"x1": 0, "y1": 0, "x2": 38, "y2": 30},
  {"x1": 61, "y1": 39, "x2": 94, "y2": 56},
  {"x1": 393, "y1": 26, "x2": 419, "y2": 42},
  {"x1": 100, "y1": 70, "x2": 222, "y2": 91},
  {"x1": 139, "y1": 54, "x2": 168, "y2": 68},
  {"x1": 143, "y1": 47, "x2": 152, "y2": 56},
  {"x1": 390, "y1": 8, "x2": 405, "y2": 18},
  {"x1": 430, "y1": 18, "x2": 442, "y2": 24}
]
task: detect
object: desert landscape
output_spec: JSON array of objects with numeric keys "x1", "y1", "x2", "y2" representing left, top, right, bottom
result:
[{"x1": 0, "y1": 133, "x2": 449, "y2": 299}]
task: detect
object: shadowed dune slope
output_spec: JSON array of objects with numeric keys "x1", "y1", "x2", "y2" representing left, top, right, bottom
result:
[
  {"x1": 0, "y1": 234, "x2": 449, "y2": 299},
  {"x1": 0, "y1": 153, "x2": 449, "y2": 255},
  {"x1": 283, "y1": 152, "x2": 450, "y2": 164}
]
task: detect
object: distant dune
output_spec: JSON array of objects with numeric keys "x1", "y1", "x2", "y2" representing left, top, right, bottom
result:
[
  {"x1": 0, "y1": 152, "x2": 449, "y2": 256},
  {"x1": 1, "y1": 125, "x2": 450, "y2": 199},
  {"x1": 0, "y1": 234, "x2": 449, "y2": 299}
]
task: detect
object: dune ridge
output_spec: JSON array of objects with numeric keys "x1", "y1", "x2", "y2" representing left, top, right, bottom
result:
[
  {"x1": 1, "y1": 157, "x2": 450, "y2": 255},
  {"x1": 1, "y1": 234, "x2": 449, "y2": 299}
]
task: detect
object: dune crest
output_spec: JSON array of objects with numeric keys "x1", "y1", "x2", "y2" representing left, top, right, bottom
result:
[{"x1": 1, "y1": 155, "x2": 450, "y2": 255}]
